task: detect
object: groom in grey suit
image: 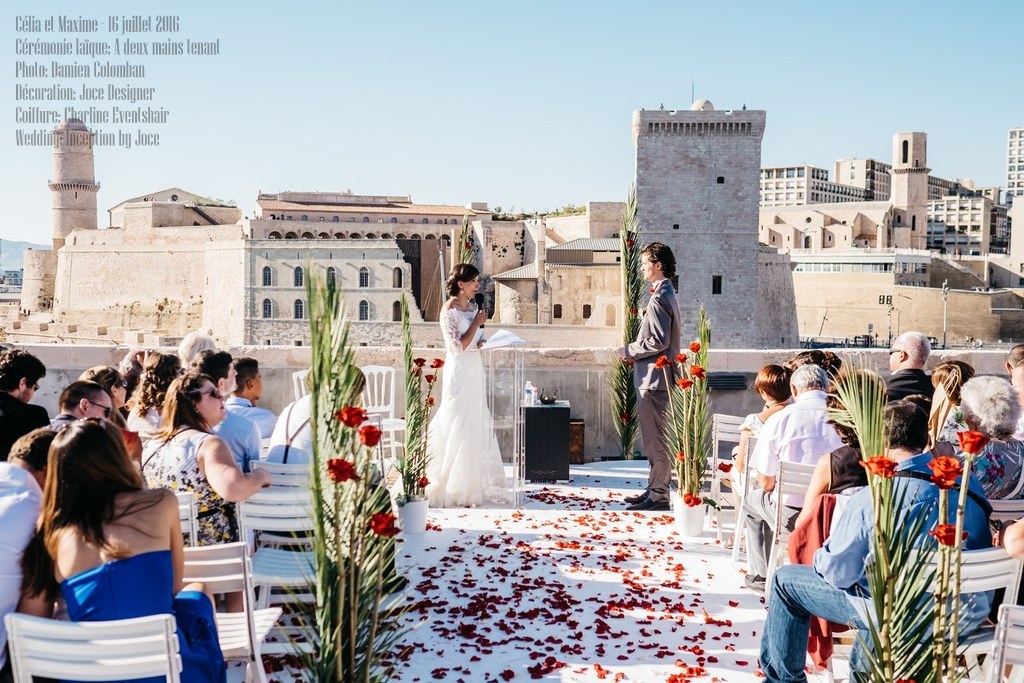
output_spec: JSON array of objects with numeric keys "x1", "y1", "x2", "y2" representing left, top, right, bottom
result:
[{"x1": 616, "y1": 242, "x2": 681, "y2": 511}]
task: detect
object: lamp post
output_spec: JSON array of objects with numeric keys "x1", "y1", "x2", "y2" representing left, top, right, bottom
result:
[{"x1": 942, "y1": 279, "x2": 949, "y2": 349}]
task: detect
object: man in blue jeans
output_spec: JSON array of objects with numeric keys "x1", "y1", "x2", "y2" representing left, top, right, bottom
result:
[{"x1": 759, "y1": 400, "x2": 993, "y2": 681}]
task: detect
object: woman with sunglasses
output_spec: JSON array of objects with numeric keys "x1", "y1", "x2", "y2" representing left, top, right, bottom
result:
[
  {"x1": 79, "y1": 365, "x2": 144, "y2": 467},
  {"x1": 142, "y1": 372, "x2": 270, "y2": 545}
]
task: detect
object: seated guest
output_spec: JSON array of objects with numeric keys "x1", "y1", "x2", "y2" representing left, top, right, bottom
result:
[
  {"x1": 885, "y1": 331, "x2": 934, "y2": 404},
  {"x1": 19, "y1": 420, "x2": 226, "y2": 682},
  {"x1": 178, "y1": 330, "x2": 217, "y2": 368},
  {"x1": 0, "y1": 349, "x2": 49, "y2": 460},
  {"x1": 928, "y1": 360, "x2": 975, "y2": 451},
  {"x1": 192, "y1": 351, "x2": 261, "y2": 472},
  {"x1": 126, "y1": 351, "x2": 181, "y2": 444},
  {"x1": 265, "y1": 394, "x2": 313, "y2": 465},
  {"x1": 143, "y1": 372, "x2": 269, "y2": 545},
  {"x1": 226, "y1": 357, "x2": 276, "y2": 439},
  {"x1": 0, "y1": 429, "x2": 52, "y2": 681},
  {"x1": 783, "y1": 349, "x2": 843, "y2": 376},
  {"x1": 760, "y1": 400, "x2": 993, "y2": 681},
  {"x1": 80, "y1": 365, "x2": 142, "y2": 465},
  {"x1": 117, "y1": 349, "x2": 147, "y2": 419},
  {"x1": 49, "y1": 381, "x2": 113, "y2": 431},
  {"x1": 742, "y1": 364, "x2": 844, "y2": 593},
  {"x1": 958, "y1": 376, "x2": 1024, "y2": 500},
  {"x1": 1004, "y1": 343, "x2": 1024, "y2": 439}
]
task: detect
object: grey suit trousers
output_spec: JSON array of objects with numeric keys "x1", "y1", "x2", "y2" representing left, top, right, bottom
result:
[{"x1": 639, "y1": 388, "x2": 671, "y2": 502}]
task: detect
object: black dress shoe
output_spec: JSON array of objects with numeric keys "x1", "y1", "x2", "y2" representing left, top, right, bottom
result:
[
  {"x1": 623, "y1": 490, "x2": 649, "y2": 505},
  {"x1": 627, "y1": 498, "x2": 670, "y2": 511}
]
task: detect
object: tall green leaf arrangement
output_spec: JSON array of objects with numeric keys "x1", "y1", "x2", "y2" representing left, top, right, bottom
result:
[
  {"x1": 457, "y1": 214, "x2": 475, "y2": 266},
  {"x1": 396, "y1": 293, "x2": 440, "y2": 506},
  {"x1": 611, "y1": 188, "x2": 643, "y2": 457},
  {"x1": 830, "y1": 369, "x2": 938, "y2": 683},
  {"x1": 303, "y1": 270, "x2": 407, "y2": 682},
  {"x1": 660, "y1": 308, "x2": 712, "y2": 505}
]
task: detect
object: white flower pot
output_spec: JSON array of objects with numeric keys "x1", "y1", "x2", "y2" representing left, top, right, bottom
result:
[
  {"x1": 673, "y1": 498, "x2": 706, "y2": 537},
  {"x1": 398, "y1": 499, "x2": 428, "y2": 534}
]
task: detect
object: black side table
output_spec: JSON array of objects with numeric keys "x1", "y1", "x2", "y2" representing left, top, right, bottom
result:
[{"x1": 523, "y1": 400, "x2": 570, "y2": 482}]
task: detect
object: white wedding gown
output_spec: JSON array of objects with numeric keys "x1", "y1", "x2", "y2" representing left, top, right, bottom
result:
[{"x1": 425, "y1": 307, "x2": 508, "y2": 507}]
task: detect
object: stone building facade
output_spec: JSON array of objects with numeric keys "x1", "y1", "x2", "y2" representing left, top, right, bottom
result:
[{"x1": 632, "y1": 100, "x2": 797, "y2": 348}]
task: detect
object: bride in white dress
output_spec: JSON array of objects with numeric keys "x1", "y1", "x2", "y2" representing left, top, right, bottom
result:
[{"x1": 425, "y1": 264, "x2": 508, "y2": 507}]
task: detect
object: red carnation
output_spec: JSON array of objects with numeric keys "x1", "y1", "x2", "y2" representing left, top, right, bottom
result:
[
  {"x1": 430, "y1": 358, "x2": 444, "y2": 369},
  {"x1": 928, "y1": 456, "x2": 963, "y2": 490},
  {"x1": 860, "y1": 455, "x2": 897, "y2": 478},
  {"x1": 427, "y1": 396, "x2": 435, "y2": 407},
  {"x1": 957, "y1": 430, "x2": 991, "y2": 455},
  {"x1": 369, "y1": 512, "x2": 400, "y2": 537},
  {"x1": 687, "y1": 494, "x2": 702, "y2": 508},
  {"x1": 930, "y1": 524, "x2": 967, "y2": 547},
  {"x1": 359, "y1": 424, "x2": 382, "y2": 448},
  {"x1": 626, "y1": 239, "x2": 635, "y2": 248},
  {"x1": 464, "y1": 240, "x2": 472, "y2": 250},
  {"x1": 654, "y1": 356, "x2": 670, "y2": 369},
  {"x1": 619, "y1": 412, "x2": 631, "y2": 424},
  {"x1": 675, "y1": 451, "x2": 686, "y2": 462},
  {"x1": 425, "y1": 373, "x2": 436, "y2": 383},
  {"x1": 689, "y1": 365, "x2": 706, "y2": 380},
  {"x1": 676, "y1": 378, "x2": 694, "y2": 390},
  {"x1": 326, "y1": 459, "x2": 360, "y2": 483},
  {"x1": 417, "y1": 475, "x2": 429, "y2": 488},
  {"x1": 413, "y1": 358, "x2": 427, "y2": 368},
  {"x1": 675, "y1": 353, "x2": 688, "y2": 364},
  {"x1": 629, "y1": 307, "x2": 638, "y2": 315},
  {"x1": 336, "y1": 406, "x2": 367, "y2": 428},
  {"x1": 689, "y1": 341, "x2": 701, "y2": 354}
]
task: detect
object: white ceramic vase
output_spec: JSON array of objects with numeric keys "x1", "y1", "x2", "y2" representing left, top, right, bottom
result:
[
  {"x1": 673, "y1": 497, "x2": 706, "y2": 537},
  {"x1": 398, "y1": 499, "x2": 428, "y2": 534}
]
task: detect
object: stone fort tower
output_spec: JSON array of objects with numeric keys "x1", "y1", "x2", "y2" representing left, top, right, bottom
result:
[
  {"x1": 632, "y1": 100, "x2": 796, "y2": 348},
  {"x1": 889, "y1": 132, "x2": 929, "y2": 250},
  {"x1": 21, "y1": 118, "x2": 99, "y2": 312}
]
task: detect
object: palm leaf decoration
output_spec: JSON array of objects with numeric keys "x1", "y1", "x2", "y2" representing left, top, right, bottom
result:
[
  {"x1": 302, "y1": 268, "x2": 408, "y2": 682},
  {"x1": 611, "y1": 188, "x2": 642, "y2": 457},
  {"x1": 457, "y1": 214, "x2": 475, "y2": 266}
]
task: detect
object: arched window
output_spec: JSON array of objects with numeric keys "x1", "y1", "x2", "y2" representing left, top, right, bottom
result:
[
  {"x1": 442, "y1": 235, "x2": 451, "y2": 245},
  {"x1": 294, "y1": 266, "x2": 304, "y2": 287},
  {"x1": 390, "y1": 217, "x2": 398, "y2": 224},
  {"x1": 262, "y1": 266, "x2": 273, "y2": 287},
  {"x1": 422, "y1": 218, "x2": 429, "y2": 224},
  {"x1": 392, "y1": 267, "x2": 403, "y2": 288},
  {"x1": 553, "y1": 304, "x2": 563, "y2": 319},
  {"x1": 285, "y1": 231, "x2": 297, "y2": 239},
  {"x1": 268, "y1": 231, "x2": 282, "y2": 239},
  {"x1": 301, "y1": 215, "x2": 309, "y2": 221},
  {"x1": 359, "y1": 300, "x2": 369, "y2": 320},
  {"x1": 318, "y1": 232, "x2": 329, "y2": 239},
  {"x1": 362, "y1": 217, "x2": 369, "y2": 223},
  {"x1": 262, "y1": 299, "x2": 273, "y2": 319},
  {"x1": 583, "y1": 304, "x2": 592, "y2": 319},
  {"x1": 359, "y1": 267, "x2": 369, "y2": 288},
  {"x1": 294, "y1": 299, "x2": 304, "y2": 319},
  {"x1": 392, "y1": 301, "x2": 401, "y2": 321},
  {"x1": 301, "y1": 232, "x2": 314, "y2": 239},
  {"x1": 332, "y1": 216, "x2": 340, "y2": 222},
  {"x1": 365, "y1": 233, "x2": 377, "y2": 239},
  {"x1": 326, "y1": 266, "x2": 337, "y2": 288},
  {"x1": 902, "y1": 140, "x2": 909, "y2": 165},
  {"x1": 803, "y1": 236, "x2": 812, "y2": 249},
  {"x1": 380, "y1": 233, "x2": 392, "y2": 239},
  {"x1": 396, "y1": 233, "x2": 407, "y2": 239}
]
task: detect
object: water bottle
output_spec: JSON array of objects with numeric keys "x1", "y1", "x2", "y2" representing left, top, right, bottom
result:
[{"x1": 524, "y1": 381, "x2": 534, "y2": 406}]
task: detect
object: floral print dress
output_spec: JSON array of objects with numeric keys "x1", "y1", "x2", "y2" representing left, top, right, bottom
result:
[{"x1": 143, "y1": 428, "x2": 237, "y2": 545}]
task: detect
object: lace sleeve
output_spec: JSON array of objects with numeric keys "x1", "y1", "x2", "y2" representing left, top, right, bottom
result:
[{"x1": 439, "y1": 308, "x2": 463, "y2": 355}]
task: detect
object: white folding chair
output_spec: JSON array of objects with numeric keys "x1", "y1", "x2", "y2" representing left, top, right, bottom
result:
[
  {"x1": 709, "y1": 413, "x2": 745, "y2": 541},
  {"x1": 765, "y1": 460, "x2": 816, "y2": 587},
  {"x1": 359, "y1": 364, "x2": 406, "y2": 463},
  {"x1": 183, "y1": 541, "x2": 282, "y2": 683},
  {"x1": 5, "y1": 612, "x2": 182, "y2": 682},
  {"x1": 292, "y1": 369, "x2": 310, "y2": 401},
  {"x1": 991, "y1": 499, "x2": 1024, "y2": 527},
  {"x1": 826, "y1": 548, "x2": 1023, "y2": 682},
  {"x1": 732, "y1": 436, "x2": 759, "y2": 563},
  {"x1": 250, "y1": 460, "x2": 312, "y2": 489},
  {"x1": 237, "y1": 488, "x2": 315, "y2": 609},
  {"x1": 991, "y1": 603, "x2": 1024, "y2": 683},
  {"x1": 175, "y1": 491, "x2": 199, "y2": 547}
]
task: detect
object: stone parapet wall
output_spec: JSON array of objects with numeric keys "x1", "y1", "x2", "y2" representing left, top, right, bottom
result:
[{"x1": 13, "y1": 344, "x2": 1014, "y2": 462}]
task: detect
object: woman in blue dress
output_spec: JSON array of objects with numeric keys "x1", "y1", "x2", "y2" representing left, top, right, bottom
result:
[{"x1": 19, "y1": 419, "x2": 226, "y2": 683}]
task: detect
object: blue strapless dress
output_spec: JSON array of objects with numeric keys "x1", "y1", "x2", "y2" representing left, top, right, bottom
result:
[{"x1": 60, "y1": 550, "x2": 226, "y2": 683}]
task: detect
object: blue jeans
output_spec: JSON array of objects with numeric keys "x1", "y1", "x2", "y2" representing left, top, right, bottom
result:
[{"x1": 760, "y1": 564, "x2": 866, "y2": 683}]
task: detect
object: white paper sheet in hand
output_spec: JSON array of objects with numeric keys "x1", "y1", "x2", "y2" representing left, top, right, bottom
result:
[{"x1": 480, "y1": 329, "x2": 527, "y2": 350}]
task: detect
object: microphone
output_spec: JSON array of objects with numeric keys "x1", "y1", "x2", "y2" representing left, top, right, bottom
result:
[{"x1": 474, "y1": 293, "x2": 486, "y2": 328}]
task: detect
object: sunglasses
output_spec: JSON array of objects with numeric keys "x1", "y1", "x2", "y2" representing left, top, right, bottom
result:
[
  {"x1": 195, "y1": 387, "x2": 223, "y2": 400},
  {"x1": 85, "y1": 399, "x2": 112, "y2": 419}
]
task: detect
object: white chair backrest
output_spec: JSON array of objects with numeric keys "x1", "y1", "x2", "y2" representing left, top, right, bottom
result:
[
  {"x1": 175, "y1": 491, "x2": 199, "y2": 546},
  {"x1": 776, "y1": 460, "x2": 817, "y2": 500},
  {"x1": 237, "y1": 488, "x2": 315, "y2": 537},
  {"x1": 250, "y1": 460, "x2": 311, "y2": 489},
  {"x1": 4, "y1": 612, "x2": 182, "y2": 683},
  {"x1": 955, "y1": 547, "x2": 1023, "y2": 600},
  {"x1": 292, "y1": 369, "x2": 310, "y2": 401},
  {"x1": 360, "y1": 365, "x2": 398, "y2": 419},
  {"x1": 993, "y1": 604, "x2": 1024, "y2": 675},
  {"x1": 990, "y1": 499, "x2": 1024, "y2": 525},
  {"x1": 183, "y1": 541, "x2": 252, "y2": 597},
  {"x1": 712, "y1": 413, "x2": 745, "y2": 446}
]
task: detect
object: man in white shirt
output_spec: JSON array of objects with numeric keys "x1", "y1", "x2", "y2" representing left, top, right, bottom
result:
[
  {"x1": 193, "y1": 350, "x2": 261, "y2": 472},
  {"x1": 742, "y1": 364, "x2": 843, "y2": 593},
  {"x1": 225, "y1": 357, "x2": 276, "y2": 439},
  {"x1": 0, "y1": 428, "x2": 52, "y2": 681}
]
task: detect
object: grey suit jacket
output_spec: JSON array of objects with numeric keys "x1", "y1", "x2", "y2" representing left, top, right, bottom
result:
[{"x1": 622, "y1": 278, "x2": 681, "y2": 392}]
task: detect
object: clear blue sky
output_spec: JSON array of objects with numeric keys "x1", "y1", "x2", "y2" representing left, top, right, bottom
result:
[{"x1": 3, "y1": 0, "x2": 1021, "y2": 243}]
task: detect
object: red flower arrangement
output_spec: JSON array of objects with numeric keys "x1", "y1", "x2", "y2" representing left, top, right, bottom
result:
[
  {"x1": 369, "y1": 512, "x2": 400, "y2": 537},
  {"x1": 688, "y1": 341, "x2": 701, "y2": 354},
  {"x1": 326, "y1": 458, "x2": 360, "y2": 483},
  {"x1": 860, "y1": 455, "x2": 897, "y2": 478},
  {"x1": 654, "y1": 356, "x2": 670, "y2": 369},
  {"x1": 957, "y1": 430, "x2": 990, "y2": 455},
  {"x1": 930, "y1": 524, "x2": 967, "y2": 547},
  {"x1": 336, "y1": 406, "x2": 366, "y2": 428},
  {"x1": 928, "y1": 456, "x2": 963, "y2": 490},
  {"x1": 359, "y1": 424, "x2": 382, "y2": 448}
]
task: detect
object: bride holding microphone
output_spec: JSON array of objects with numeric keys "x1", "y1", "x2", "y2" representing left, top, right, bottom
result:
[{"x1": 424, "y1": 263, "x2": 507, "y2": 507}]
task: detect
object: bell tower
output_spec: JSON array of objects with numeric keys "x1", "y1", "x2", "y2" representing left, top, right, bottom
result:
[
  {"x1": 49, "y1": 118, "x2": 99, "y2": 250},
  {"x1": 889, "y1": 132, "x2": 929, "y2": 249}
]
